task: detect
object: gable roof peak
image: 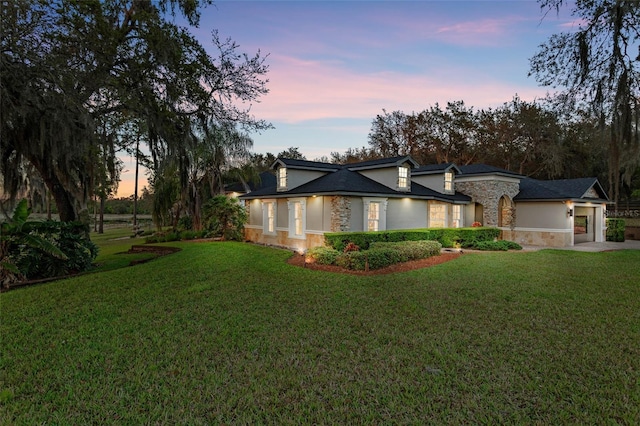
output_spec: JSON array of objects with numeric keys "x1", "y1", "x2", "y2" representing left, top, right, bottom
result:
[
  {"x1": 271, "y1": 157, "x2": 340, "y2": 172},
  {"x1": 346, "y1": 155, "x2": 419, "y2": 171}
]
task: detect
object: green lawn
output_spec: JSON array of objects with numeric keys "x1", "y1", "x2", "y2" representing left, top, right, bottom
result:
[{"x1": 1, "y1": 241, "x2": 639, "y2": 424}]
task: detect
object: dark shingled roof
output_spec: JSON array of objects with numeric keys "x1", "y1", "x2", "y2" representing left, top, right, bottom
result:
[
  {"x1": 515, "y1": 177, "x2": 608, "y2": 201},
  {"x1": 413, "y1": 163, "x2": 461, "y2": 175},
  {"x1": 346, "y1": 155, "x2": 418, "y2": 170},
  {"x1": 240, "y1": 167, "x2": 470, "y2": 202},
  {"x1": 225, "y1": 171, "x2": 276, "y2": 193},
  {"x1": 273, "y1": 158, "x2": 340, "y2": 171},
  {"x1": 458, "y1": 164, "x2": 523, "y2": 177}
]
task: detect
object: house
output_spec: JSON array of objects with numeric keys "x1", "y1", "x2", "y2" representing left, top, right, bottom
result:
[
  {"x1": 224, "y1": 171, "x2": 277, "y2": 199},
  {"x1": 239, "y1": 156, "x2": 609, "y2": 251}
]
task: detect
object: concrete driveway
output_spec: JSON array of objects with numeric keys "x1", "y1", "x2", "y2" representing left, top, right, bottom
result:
[{"x1": 524, "y1": 240, "x2": 640, "y2": 252}]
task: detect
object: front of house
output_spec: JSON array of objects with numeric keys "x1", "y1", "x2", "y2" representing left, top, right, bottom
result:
[{"x1": 239, "y1": 156, "x2": 609, "y2": 251}]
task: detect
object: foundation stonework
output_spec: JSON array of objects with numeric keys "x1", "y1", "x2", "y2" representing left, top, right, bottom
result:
[
  {"x1": 244, "y1": 227, "x2": 326, "y2": 251},
  {"x1": 330, "y1": 196, "x2": 351, "y2": 232},
  {"x1": 456, "y1": 180, "x2": 520, "y2": 227},
  {"x1": 501, "y1": 229, "x2": 572, "y2": 247}
]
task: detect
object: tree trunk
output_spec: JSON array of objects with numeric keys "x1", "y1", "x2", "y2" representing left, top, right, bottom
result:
[
  {"x1": 99, "y1": 195, "x2": 105, "y2": 234},
  {"x1": 30, "y1": 157, "x2": 78, "y2": 222}
]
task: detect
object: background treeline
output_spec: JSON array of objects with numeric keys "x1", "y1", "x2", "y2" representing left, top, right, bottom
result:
[{"x1": 327, "y1": 97, "x2": 639, "y2": 207}]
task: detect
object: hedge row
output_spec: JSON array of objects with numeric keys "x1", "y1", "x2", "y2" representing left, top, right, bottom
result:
[
  {"x1": 606, "y1": 218, "x2": 626, "y2": 242},
  {"x1": 324, "y1": 227, "x2": 500, "y2": 251},
  {"x1": 145, "y1": 230, "x2": 209, "y2": 243},
  {"x1": 306, "y1": 240, "x2": 442, "y2": 271}
]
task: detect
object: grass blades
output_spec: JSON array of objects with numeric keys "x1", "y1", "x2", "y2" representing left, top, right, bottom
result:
[{"x1": 1, "y1": 241, "x2": 639, "y2": 424}]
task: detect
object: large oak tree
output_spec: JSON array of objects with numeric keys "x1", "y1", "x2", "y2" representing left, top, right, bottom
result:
[
  {"x1": 1, "y1": 0, "x2": 269, "y2": 222},
  {"x1": 529, "y1": 0, "x2": 640, "y2": 206}
]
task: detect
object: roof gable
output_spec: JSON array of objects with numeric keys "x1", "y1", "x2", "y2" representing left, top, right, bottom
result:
[
  {"x1": 272, "y1": 158, "x2": 340, "y2": 172},
  {"x1": 515, "y1": 177, "x2": 609, "y2": 201},
  {"x1": 346, "y1": 155, "x2": 419, "y2": 171},
  {"x1": 413, "y1": 162, "x2": 461, "y2": 176}
]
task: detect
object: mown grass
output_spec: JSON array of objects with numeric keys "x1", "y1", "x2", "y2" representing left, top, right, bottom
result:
[
  {"x1": 89, "y1": 228, "x2": 156, "y2": 272},
  {"x1": 1, "y1": 241, "x2": 639, "y2": 424}
]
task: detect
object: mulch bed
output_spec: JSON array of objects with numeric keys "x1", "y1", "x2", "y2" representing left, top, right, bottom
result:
[
  {"x1": 127, "y1": 245, "x2": 181, "y2": 265},
  {"x1": 287, "y1": 251, "x2": 462, "y2": 276}
]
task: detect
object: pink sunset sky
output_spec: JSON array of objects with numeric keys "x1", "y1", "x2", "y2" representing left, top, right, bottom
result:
[{"x1": 116, "y1": 0, "x2": 577, "y2": 196}]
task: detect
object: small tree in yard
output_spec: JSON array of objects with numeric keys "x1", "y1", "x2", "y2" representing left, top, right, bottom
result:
[{"x1": 202, "y1": 196, "x2": 247, "y2": 241}]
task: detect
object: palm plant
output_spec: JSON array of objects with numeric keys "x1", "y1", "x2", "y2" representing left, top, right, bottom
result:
[{"x1": 1, "y1": 199, "x2": 67, "y2": 288}]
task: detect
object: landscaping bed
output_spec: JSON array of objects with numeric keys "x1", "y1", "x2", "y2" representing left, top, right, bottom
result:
[{"x1": 289, "y1": 250, "x2": 462, "y2": 275}]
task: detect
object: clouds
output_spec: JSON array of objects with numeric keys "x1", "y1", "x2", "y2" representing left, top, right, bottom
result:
[
  {"x1": 115, "y1": 1, "x2": 572, "y2": 195},
  {"x1": 250, "y1": 52, "x2": 547, "y2": 125}
]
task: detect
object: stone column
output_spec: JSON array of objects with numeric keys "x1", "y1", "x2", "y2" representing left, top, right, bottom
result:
[{"x1": 330, "y1": 196, "x2": 351, "y2": 232}]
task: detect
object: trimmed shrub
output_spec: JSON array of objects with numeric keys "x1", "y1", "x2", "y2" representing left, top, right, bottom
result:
[
  {"x1": 306, "y1": 247, "x2": 340, "y2": 265},
  {"x1": 369, "y1": 240, "x2": 442, "y2": 260},
  {"x1": 474, "y1": 240, "x2": 522, "y2": 251},
  {"x1": 332, "y1": 240, "x2": 443, "y2": 271},
  {"x1": 606, "y1": 218, "x2": 625, "y2": 242},
  {"x1": 325, "y1": 228, "x2": 499, "y2": 250}
]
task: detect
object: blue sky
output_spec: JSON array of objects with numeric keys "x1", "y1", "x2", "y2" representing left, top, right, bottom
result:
[{"x1": 118, "y1": 0, "x2": 577, "y2": 195}]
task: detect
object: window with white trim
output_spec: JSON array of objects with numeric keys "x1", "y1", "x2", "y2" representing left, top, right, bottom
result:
[
  {"x1": 262, "y1": 200, "x2": 276, "y2": 235},
  {"x1": 444, "y1": 171, "x2": 454, "y2": 193},
  {"x1": 287, "y1": 198, "x2": 306, "y2": 238},
  {"x1": 368, "y1": 202, "x2": 380, "y2": 231},
  {"x1": 277, "y1": 167, "x2": 287, "y2": 190},
  {"x1": 363, "y1": 198, "x2": 388, "y2": 232},
  {"x1": 398, "y1": 166, "x2": 410, "y2": 191},
  {"x1": 452, "y1": 205, "x2": 462, "y2": 228},
  {"x1": 429, "y1": 203, "x2": 446, "y2": 228}
]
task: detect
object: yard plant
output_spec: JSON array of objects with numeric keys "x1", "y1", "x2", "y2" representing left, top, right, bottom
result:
[{"x1": 1, "y1": 240, "x2": 639, "y2": 423}]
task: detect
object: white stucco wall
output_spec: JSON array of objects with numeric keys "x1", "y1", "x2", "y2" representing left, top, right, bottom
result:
[
  {"x1": 515, "y1": 202, "x2": 569, "y2": 230},
  {"x1": 387, "y1": 198, "x2": 428, "y2": 229},
  {"x1": 280, "y1": 169, "x2": 327, "y2": 191},
  {"x1": 350, "y1": 197, "x2": 364, "y2": 231},
  {"x1": 306, "y1": 196, "x2": 325, "y2": 231},
  {"x1": 412, "y1": 174, "x2": 445, "y2": 193},
  {"x1": 276, "y1": 199, "x2": 288, "y2": 228},
  {"x1": 249, "y1": 199, "x2": 263, "y2": 226},
  {"x1": 358, "y1": 169, "x2": 402, "y2": 191}
]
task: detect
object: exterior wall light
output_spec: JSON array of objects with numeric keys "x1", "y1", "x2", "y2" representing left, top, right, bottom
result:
[{"x1": 567, "y1": 208, "x2": 574, "y2": 217}]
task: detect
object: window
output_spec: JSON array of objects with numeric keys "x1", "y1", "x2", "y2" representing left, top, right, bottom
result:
[
  {"x1": 452, "y1": 205, "x2": 462, "y2": 228},
  {"x1": 368, "y1": 202, "x2": 380, "y2": 231},
  {"x1": 363, "y1": 198, "x2": 387, "y2": 232},
  {"x1": 398, "y1": 166, "x2": 410, "y2": 190},
  {"x1": 429, "y1": 203, "x2": 446, "y2": 228},
  {"x1": 277, "y1": 167, "x2": 287, "y2": 190},
  {"x1": 287, "y1": 198, "x2": 306, "y2": 238},
  {"x1": 262, "y1": 201, "x2": 276, "y2": 235},
  {"x1": 444, "y1": 171, "x2": 454, "y2": 193}
]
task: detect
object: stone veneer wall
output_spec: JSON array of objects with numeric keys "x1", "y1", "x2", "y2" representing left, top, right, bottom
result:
[
  {"x1": 330, "y1": 196, "x2": 351, "y2": 232},
  {"x1": 456, "y1": 180, "x2": 520, "y2": 227}
]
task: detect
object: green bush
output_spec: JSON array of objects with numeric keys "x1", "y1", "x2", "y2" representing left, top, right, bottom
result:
[
  {"x1": 5, "y1": 218, "x2": 98, "y2": 280},
  {"x1": 306, "y1": 247, "x2": 340, "y2": 265},
  {"x1": 329, "y1": 240, "x2": 443, "y2": 271},
  {"x1": 369, "y1": 240, "x2": 442, "y2": 260},
  {"x1": 179, "y1": 230, "x2": 198, "y2": 240},
  {"x1": 325, "y1": 228, "x2": 499, "y2": 250},
  {"x1": 606, "y1": 218, "x2": 625, "y2": 242},
  {"x1": 202, "y1": 196, "x2": 247, "y2": 241},
  {"x1": 473, "y1": 240, "x2": 522, "y2": 251}
]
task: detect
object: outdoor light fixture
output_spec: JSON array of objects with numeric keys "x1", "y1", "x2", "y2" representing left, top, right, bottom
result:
[{"x1": 567, "y1": 208, "x2": 574, "y2": 217}]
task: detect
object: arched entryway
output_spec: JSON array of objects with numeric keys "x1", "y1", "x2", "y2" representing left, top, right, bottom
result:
[{"x1": 474, "y1": 204, "x2": 484, "y2": 225}]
